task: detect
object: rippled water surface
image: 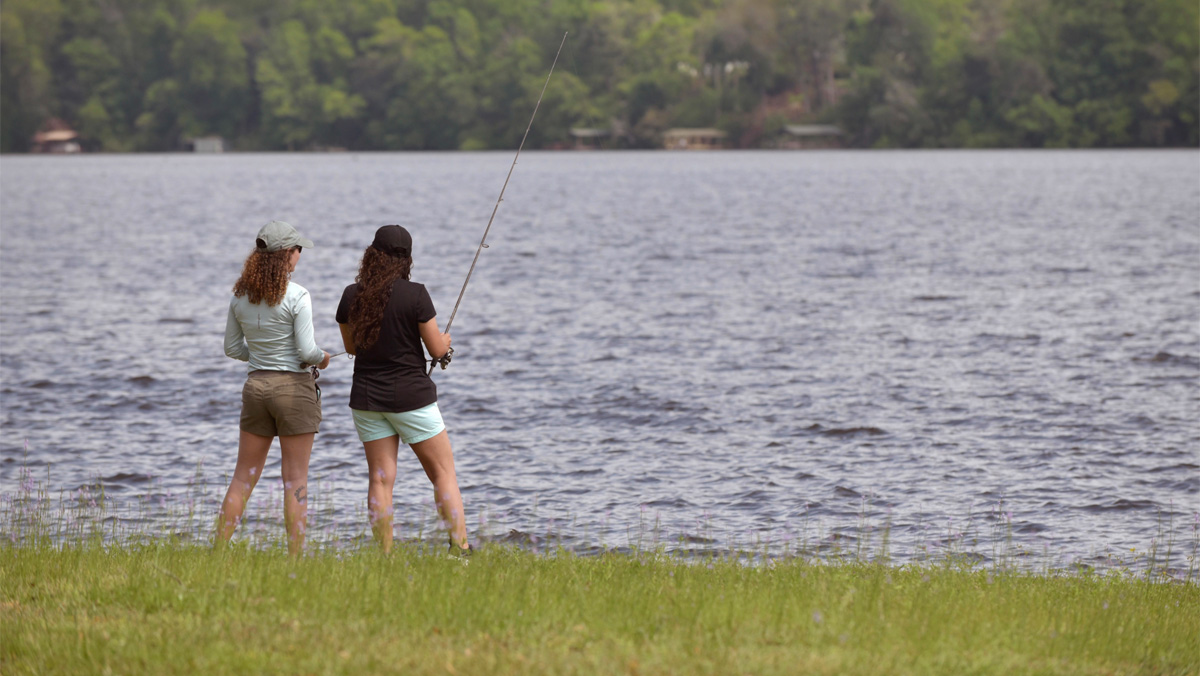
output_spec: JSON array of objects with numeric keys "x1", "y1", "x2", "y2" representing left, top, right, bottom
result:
[{"x1": 2, "y1": 150, "x2": 1198, "y2": 568}]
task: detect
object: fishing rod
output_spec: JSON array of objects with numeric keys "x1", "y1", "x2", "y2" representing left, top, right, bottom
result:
[
  {"x1": 429, "y1": 30, "x2": 569, "y2": 375},
  {"x1": 305, "y1": 351, "x2": 349, "y2": 375}
]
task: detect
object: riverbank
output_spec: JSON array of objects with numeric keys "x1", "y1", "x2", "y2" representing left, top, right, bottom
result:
[{"x1": 2, "y1": 542, "x2": 1196, "y2": 675}]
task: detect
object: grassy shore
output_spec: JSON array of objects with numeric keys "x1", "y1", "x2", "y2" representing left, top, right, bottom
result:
[{"x1": 2, "y1": 542, "x2": 1197, "y2": 675}]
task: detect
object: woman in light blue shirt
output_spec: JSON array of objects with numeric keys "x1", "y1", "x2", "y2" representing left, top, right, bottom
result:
[{"x1": 217, "y1": 220, "x2": 330, "y2": 555}]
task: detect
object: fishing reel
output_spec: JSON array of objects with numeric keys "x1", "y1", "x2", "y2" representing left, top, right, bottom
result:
[{"x1": 431, "y1": 346, "x2": 454, "y2": 371}]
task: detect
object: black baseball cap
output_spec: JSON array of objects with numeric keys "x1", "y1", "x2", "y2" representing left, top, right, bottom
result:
[{"x1": 371, "y1": 225, "x2": 412, "y2": 257}]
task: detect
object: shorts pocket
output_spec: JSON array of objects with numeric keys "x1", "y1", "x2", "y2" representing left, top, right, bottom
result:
[
  {"x1": 281, "y1": 378, "x2": 321, "y2": 430},
  {"x1": 280, "y1": 379, "x2": 318, "y2": 411}
]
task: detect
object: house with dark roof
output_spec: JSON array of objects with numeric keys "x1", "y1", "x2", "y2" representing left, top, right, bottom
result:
[
  {"x1": 663, "y1": 128, "x2": 727, "y2": 150},
  {"x1": 776, "y1": 124, "x2": 844, "y2": 149}
]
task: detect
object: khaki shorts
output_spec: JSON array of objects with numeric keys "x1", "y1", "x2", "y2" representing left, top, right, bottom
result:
[{"x1": 240, "y1": 370, "x2": 321, "y2": 437}]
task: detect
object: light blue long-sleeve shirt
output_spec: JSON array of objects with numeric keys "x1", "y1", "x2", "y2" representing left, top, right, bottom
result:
[{"x1": 224, "y1": 282, "x2": 324, "y2": 372}]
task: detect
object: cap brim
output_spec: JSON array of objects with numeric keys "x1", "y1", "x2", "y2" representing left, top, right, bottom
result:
[{"x1": 298, "y1": 236, "x2": 314, "y2": 248}]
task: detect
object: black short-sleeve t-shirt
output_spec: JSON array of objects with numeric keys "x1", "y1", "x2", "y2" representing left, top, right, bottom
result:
[{"x1": 336, "y1": 279, "x2": 438, "y2": 412}]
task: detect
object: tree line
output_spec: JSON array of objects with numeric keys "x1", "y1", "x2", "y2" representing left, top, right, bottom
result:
[{"x1": 2, "y1": 0, "x2": 1196, "y2": 152}]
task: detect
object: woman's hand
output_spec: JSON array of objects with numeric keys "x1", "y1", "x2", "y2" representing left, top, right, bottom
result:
[
  {"x1": 317, "y1": 351, "x2": 331, "y2": 369},
  {"x1": 419, "y1": 318, "x2": 451, "y2": 359}
]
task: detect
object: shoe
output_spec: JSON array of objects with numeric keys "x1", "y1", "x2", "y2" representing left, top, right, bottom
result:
[{"x1": 448, "y1": 539, "x2": 473, "y2": 559}]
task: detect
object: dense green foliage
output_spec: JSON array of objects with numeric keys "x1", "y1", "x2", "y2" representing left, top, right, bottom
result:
[
  {"x1": 3, "y1": 543, "x2": 1198, "y2": 674},
  {"x1": 1, "y1": 0, "x2": 1196, "y2": 151}
]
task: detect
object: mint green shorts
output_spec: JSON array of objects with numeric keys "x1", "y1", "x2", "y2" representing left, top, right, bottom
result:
[{"x1": 351, "y1": 403, "x2": 445, "y2": 444}]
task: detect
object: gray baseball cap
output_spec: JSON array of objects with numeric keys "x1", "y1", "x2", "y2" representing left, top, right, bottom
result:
[{"x1": 255, "y1": 220, "x2": 314, "y2": 252}]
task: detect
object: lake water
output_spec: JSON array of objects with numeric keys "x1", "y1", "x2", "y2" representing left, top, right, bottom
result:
[{"x1": 2, "y1": 150, "x2": 1198, "y2": 571}]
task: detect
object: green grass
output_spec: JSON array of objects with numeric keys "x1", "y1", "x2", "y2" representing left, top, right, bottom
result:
[{"x1": 2, "y1": 542, "x2": 1197, "y2": 675}]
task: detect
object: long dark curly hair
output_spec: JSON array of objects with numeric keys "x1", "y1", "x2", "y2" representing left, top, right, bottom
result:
[
  {"x1": 232, "y1": 248, "x2": 293, "y2": 306},
  {"x1": 349, "y1": 245, "x2": 412, "y2": 350}
]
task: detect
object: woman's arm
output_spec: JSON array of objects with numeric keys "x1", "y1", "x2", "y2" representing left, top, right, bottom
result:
[
  {"x1": 339, "y1": 323, "x2": 356, "y2": 356},
  {"x1": 419, "y1": 318, "x2": 451, "y2": 359},
  {"x1": 292, "y1": 290, "x2": 330, "y2": 369},
  {"x1": 224, "y1": 300, "x2": 250, "y2": 361}
]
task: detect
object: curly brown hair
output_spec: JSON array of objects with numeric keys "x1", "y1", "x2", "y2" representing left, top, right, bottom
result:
[
  {"x1": 349, "y1": 245, "x2": 412, "y2": 349},
  {"x1": 232, "y1": 248, "x2": 293, "y2": 306}
]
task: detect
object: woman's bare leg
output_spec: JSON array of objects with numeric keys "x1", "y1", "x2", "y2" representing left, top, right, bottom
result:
[
  {"x1": 410, "y1": 430, "x2": 469, "y2": 549},
  {"x1": 279, "y1": 432, "x2": 314, "y2": 556},
  {"x1": 216, "y1": 430, "x2": 272, "y2": 547},
  {"x1": 363, "y1": 436, "x2": 400, "y2": 553}
]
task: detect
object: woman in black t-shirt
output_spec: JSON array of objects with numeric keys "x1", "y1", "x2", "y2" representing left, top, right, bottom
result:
[{"x1": 336, "y1": 225, "x2": 471, "y2": 556}]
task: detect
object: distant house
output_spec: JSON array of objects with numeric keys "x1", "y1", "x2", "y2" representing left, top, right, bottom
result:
[
  {"x1": 663, "y1": 128, "x2": 727, "y2": 150},
  {"x1": 31, "y1": 119, "x2": 81, "y2": 153},
  {"x1": 569, "y1": 127, "x2": 611, "y2": 150},
  {"x1": 778, "y1": 124, "x2": 844, "y2": 149},
  {"x1": 188, "y1": 136, "x2": 225, "y2": 153}
]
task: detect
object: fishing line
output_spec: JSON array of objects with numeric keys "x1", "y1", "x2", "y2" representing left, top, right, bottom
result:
[
  {"x1": 308, "y1": 351, "x2": 352, "y2": 400},
  {"x1": 429, "y1": 30, "x2": 570, "y2": 375}
]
